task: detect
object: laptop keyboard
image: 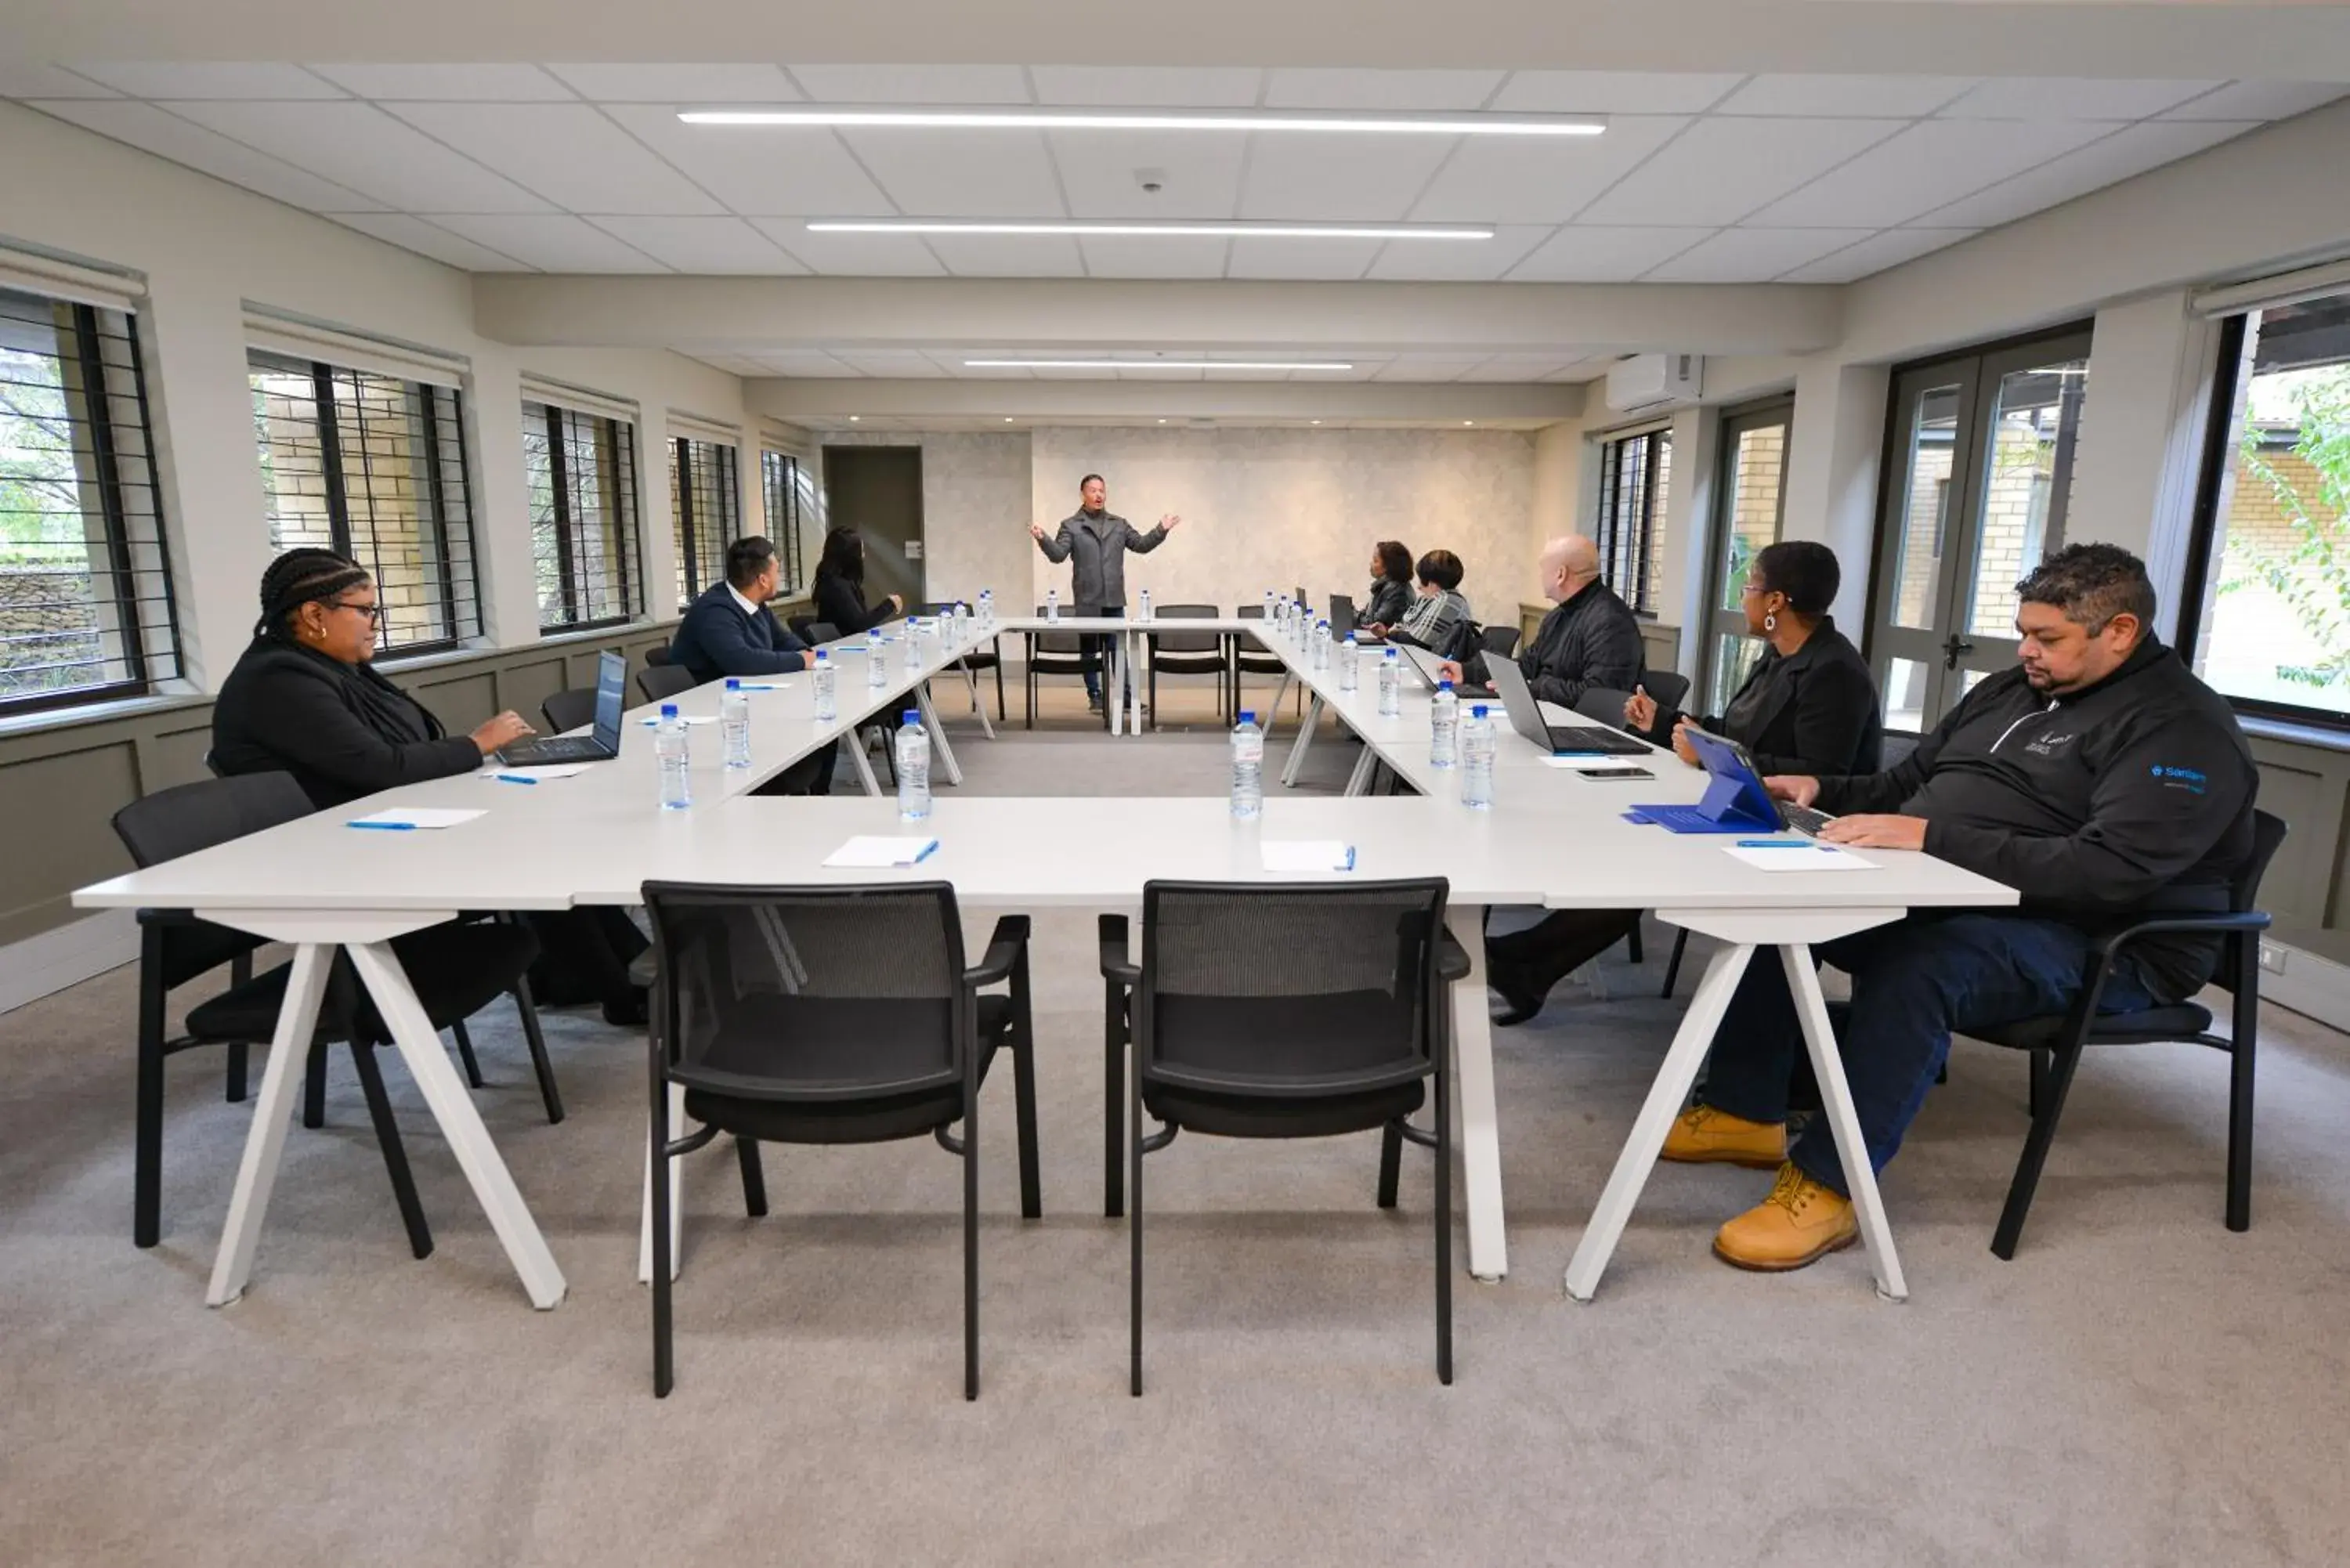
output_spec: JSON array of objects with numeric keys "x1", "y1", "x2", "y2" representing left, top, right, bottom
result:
[
  {"x1": 1549, "y1": 725, "x2": 1647, "y2": 756},
  {"x1": 1782, "y1": 804, "x2": 1834, "y2": 836}
]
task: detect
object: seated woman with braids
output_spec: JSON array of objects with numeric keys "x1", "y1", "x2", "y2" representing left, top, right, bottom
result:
[{"x1": 213, "y1": 547, "x2": 650, "y2": 1024}]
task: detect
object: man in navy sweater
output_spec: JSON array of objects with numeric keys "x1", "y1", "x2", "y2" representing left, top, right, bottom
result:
[{"x1": 670, "y1": 536, "x2": 833, "y2": 794}]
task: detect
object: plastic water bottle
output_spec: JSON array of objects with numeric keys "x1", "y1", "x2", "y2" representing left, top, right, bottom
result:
[
  {"x1": 1462, "y1": 704, "x2": 1495, "y2": 810},
  {"x1": 953, "y1": 602, "x2": 971, "y2": 641},
  {"x1": 1430, "y1": 679, "x2": 1459, "y2": 770},
  {"x1": 978, "y1": 589, "x2": 994, "y2": 629},
  {"x1": 656, "y1": 704, "x2": 691, "y2": 811},
  {"x1": 866, "y1": 626, "x2": 887, "y2": 688},
  {"x1": 1230, "y1": 710, "x2": 1264, "y2": 821},
  {"x1": 902, "y1": 622, "x2": 922, "y2": 678},
  {"x1": 721, "y1": 678, "x2": 751, "y2": 769},
  {"x1": 895, "y1": 708, "x2": 931, "y2": 821},
  {"x1": 1313, "y1": 618, "x2": 1331, "y2": 670},
  {"x1": 1379, "y1": 647, "x2": 1402, "y2": 717},
  {"x1": 1339, "y1": 632, "x2": 1360, "y2": 693},
  {"x1": 812, "y1": 649, "x2": 837, "y2": 721},
  {"x1": 1138, "y1": 587, "x2": 1152, "y2": 623},
  {"x1": 1262, "y1": 588, "x2": 1276, "y2": 631},
  {"x1": 1047, "y1": 587, "x2": 1061, "y2": 623}
]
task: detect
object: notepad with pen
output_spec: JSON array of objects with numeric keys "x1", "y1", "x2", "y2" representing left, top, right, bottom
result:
[
  {"x1": 1261, "y1": 840, "x2": 1357, "y2": 873},
  {"x1": 347, "y1": 807, "x2": 484, "y2": 831},
  {"x1": 823, "y1": 835, "x2": 941, "y2": 868}
]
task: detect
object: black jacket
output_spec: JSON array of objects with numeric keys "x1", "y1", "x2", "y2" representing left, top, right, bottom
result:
[
  {"x1": 811, "y1": 566, "x2": 898, "y2": 637},
  {"x1": 1820, "y1": 638, "x2": 2256, "y2": 1001},
  {"x1": 1358, "y1": 578, "x2": 1412, "y2": 631},
  {"x1": 1642, "y1": 618, "x2": 1882, "y2": 776},
  {"x1": 1468, "y1": 580, "x2": 1644, "y2": 708},
  {"x1": 669, "y1": 582, "x2": 810, "y2": 683},
  {"x1": 211, "y1": 637, "x2": 480, "y2": 810}
]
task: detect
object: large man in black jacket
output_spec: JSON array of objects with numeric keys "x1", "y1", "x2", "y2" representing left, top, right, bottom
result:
[
  {"x1": 1669, "y1": 544, "x2": 2256, "y2": 1273},
  {"x1": 669, "y1": 536, "x2": 833, "y2": 794},
  {"x1": 1443, "y1": 535, "x2": 1644, "y2": 705}
]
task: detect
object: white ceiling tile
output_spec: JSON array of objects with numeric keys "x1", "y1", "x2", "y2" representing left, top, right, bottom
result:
[
  {"x1": 586, "y1": 216, "x2": 804, "y2": 272},
  {"x1": 946, "y1": 359, "x2": 1039, "y2": 378},
  {"x1": 27, "y1": 99, "x2": 391, "y2": 211},
  {"x1": 1753, "y1": 117, "x2": 2111, "y2": 228},
  {"x1": 1363, "y1": 226, "x2": 1549, "y2": 280},
  {"x1": 2161, "y1": 81, "x2": 2350, "y2": 121},
  {"x1": 1711, "y1": 74, "x2": 1979, "y2": 117},
  {"x1": 603, "y1": 109, "x2": 894, "y2": 215},
  {"x1": 747, "y1": 222, "x2": 945, "y2": 274},
  {"x1": 1939, "y1": 78, "x2": 2222, "y2": 121},
  {"x1": 1916, "y1": 119, "x2": 2258, "y2": 229},
  {"x1": 750, "y1": 351, "x2": 861, "y2": 378},
  {"x1": 787, "y1": 65, "x2": 1032, "y2": 104},
  {"x1": 1048, "y1": 364, "x2": 1199, "y2": 381},
  {"x1": 1643, "y1": 227, "x2": 1876, "y2": 283},
  {"x1": 69, "y1": 62, "x2": 346, "y2": 99},
  {"x1": 1490, "y1": 71, "x2": 1744, "y2": 114},
  {"x1": 1410, "y1": 117, "x2": 1688, "y2": 222},
  {"x1": 1029, "y1": 66, "x2": 1263, "y2": 107},
  {"x1": 1455, "y1": 354, "x2": 1593, "y2": 382},
  {"x1": 546, "y1": 64, "x2": 803, "y2": 103},
  {"x1": 1543, "y1": 359, "x2": 1607, "y2": 382},
  {"x1": 425, "y1": 214, "x2": 668, "y2": 270},
  {"x1": 384, "y1": 103, "x2": 721, "y2": 215},
  {"x1": 1047, "y1": 131, "x2": 1246, "y2": 219},
  {"x1": 1077, "y1": 236, "x2": 1231, "y2": 278},
  {"x1": 1578, "y1": 117, "x2": 1903, "y2": 226},
  {"x1": 1371, "y1": 356, "x2": 1481, "y2": 382},
  {"x1": 1262, "y1": 69, "x2": 1504, "y2": 111},
  {"x1": 828, "y1": 350, "x2": 951, "y2": 378},
  {"x1": 1506, "y1": 226, "x2": 1712, "y2": 280},
  {"x1": 1224, "y1": 236, "x2": 1383, "y2": 279},
  {"x1": 164, "y1": 100, "x2": 553, "y2": 211},
  {"x1": 306, "y1": 64, "x2": 573, "y2": 101},
  {"x1": 921, "y1": 233, "x2": 1084, "y2": 276},
  {"x1": 0, "y1": 63, "x2": 118, "y2": 98},
  {"x1": 1238, "y1": 133, "x2": 1459, "y2": 221},
  {"x1": 839, "y1": 128, "x2": 1064, "y2": 216},
  {"x1": 1779, "y1": 228, "x2": 1976, "y2": 284},
  {"x1": 326, "y1": 212, "x2": 534, "y2": 270}
]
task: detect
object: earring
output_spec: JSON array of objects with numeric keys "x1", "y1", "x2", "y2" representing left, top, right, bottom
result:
[{"x1": 1763, "y1": 612, "x2": 1777, "y2": 634}]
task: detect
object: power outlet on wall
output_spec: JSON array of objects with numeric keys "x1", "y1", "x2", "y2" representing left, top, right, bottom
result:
[{"x1": 2259, "y1": 941, "x2": 2288, "y2": 976}]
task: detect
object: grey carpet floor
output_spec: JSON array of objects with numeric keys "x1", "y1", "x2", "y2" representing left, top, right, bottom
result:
[{"x1": 5, "y1": 717, "x2": 2349, "y2": 1567}]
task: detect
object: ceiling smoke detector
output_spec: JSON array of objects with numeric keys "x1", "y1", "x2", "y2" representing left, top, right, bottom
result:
[{"x1": 1136, "y1": 167, "x2": 1167, "y2": 195}]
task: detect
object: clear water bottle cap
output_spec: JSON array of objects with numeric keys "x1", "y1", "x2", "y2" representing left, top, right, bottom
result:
[
  {"x1": 902, "y1": 708, "x2": 920, "y2": 724},
  {"x1": 1238, "y1": 711, "x2": 1256, "y2": 724},
  {"x1": 660, "y1": 703, "x2": 678, "y2": 717},
  {"x1": 725, "y1": 677, "x2": 739, "y2": 689}
]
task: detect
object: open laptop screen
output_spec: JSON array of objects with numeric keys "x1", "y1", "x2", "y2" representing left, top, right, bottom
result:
[{"x1": 591, "y1": 650, "x2": 627, "y2": 753}]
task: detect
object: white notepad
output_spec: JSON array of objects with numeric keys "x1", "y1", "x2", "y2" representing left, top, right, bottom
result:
[
  {"x1": 1262, "y1": 840, "x2": 1358, "y2": 873},
  {"x1": 347, "y1": 807, "x2": 485, "y2": 831},
  {"x1": 1723, "y1": 842, "x2": 1876, "y2": 873},
  {"x1": 824, "y1": 835, "x2": 942, "y2": 868},
  {"x1": 481, "y1": 765, "x2": 589, "y2": 782}
]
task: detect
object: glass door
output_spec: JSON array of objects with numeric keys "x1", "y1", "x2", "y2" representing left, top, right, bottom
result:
[
  {"x1": 1700, "y1": 400, "x2": 1793, "y2": 716},
  {"x1": 1870, "y1": 329, "x2": 2091, "y2": 732}
]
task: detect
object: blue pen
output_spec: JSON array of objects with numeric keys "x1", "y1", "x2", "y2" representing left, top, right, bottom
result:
[
  {"x1": 349, "y1": 821, "x2": 417, "y2": 831},
  {"x1": 736, "y1": 682, "x2": 782, "y2": 691},
  {"x1": 1736, "y1": 838, "x2": 1818, "y2": 848},
  {"x1": 492, "y1": 773, "x2": 539, "y2": 786},
  {"x1": 911, "y1": 840, "x2": 941, "y2": 864}
]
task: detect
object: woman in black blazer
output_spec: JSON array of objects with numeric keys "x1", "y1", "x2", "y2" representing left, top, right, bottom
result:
[
  {"x1": 1357, "y1": 539, "x2": 1414, "y2": 633},
  {"x1": 808, "y1": 526, "x2": 903, "y2": 636},
  {"x1": 1486, "y1": 540, "x2": 1883, "y2": 1024}
]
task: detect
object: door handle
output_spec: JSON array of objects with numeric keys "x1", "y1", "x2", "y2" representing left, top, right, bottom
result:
[{"x1": 1940, "y1": 635, "x2": 1975, "y2": 671}]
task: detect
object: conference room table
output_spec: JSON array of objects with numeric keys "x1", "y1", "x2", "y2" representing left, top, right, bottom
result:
[{"x1": 75, "y1": 610, "x2": 2014, "y2": 1315}]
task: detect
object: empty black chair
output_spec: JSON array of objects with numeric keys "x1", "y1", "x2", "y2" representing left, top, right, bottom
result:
[
  {"x1": 111, "y1": 775, "x2": 547, "y2": 1256},
  {"x1": 1100, "y1": 880, "x2": 1466, "y2": 1393},
  {"x1": 1479, "y1": 624, "x2": 1520, "y2": 659},
  {"x1": 922, "y1": 602, "x2": 1007, "y2": 724},
  {"x1": 644, "y1": 644, "x2": 674, "y2": 667},
  {"x1": 1023, "y1": 607, "x2": 1091, "y2": 728},
  {"x1": 1144, "y1": 604, "x2": 1227, "y2": 728},
  {"x1": 801, "y1": 620, "x2": 841, "y2": 648},
  {"x1": 1640, "y1": 667, "x2": 1691, "y2": 710},
  {"x1": 642, "y1": 882, "x2": 1040, "y2": 1400},
  {"x1": 638, "y1": 663, "x2": 696, "y2": 704},
  {"x1": 541, "y1": 686, "x2": 598, "y2": 734},
  {"x1": 786, "y1": 615, "x2": 819, "y2": 644},
  {"x1": 1968, "y1": 809, "x2": 2286, "y2": 1259},
  {"x1": 1230, "y1": 604, "x2": 1296, "y2": 717}
]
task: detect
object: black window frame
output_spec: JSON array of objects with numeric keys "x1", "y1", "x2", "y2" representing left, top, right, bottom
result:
[
  {"x1": 671, "y1": 434, "x2": 739, "y2": 609},
  {"x1": 1596, "y1": 425, "x2": 1671, "y2": 616},
  {"x1": 526, "y1": 399, "x2": 640, "y2": 634},
  {"x1": 0, "y1": 287, "x2": 183, "y2": 719}
]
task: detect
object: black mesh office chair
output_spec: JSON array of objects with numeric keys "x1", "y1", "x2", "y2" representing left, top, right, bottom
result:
[
  {"x1": 1230, "y1": 605, "x2": 1296, "y2": 717},
  {"x1": 638, "y1": 664, "x2": 696, "y2": 704},
  {"x1": 644, "y1": 644, "x2": 674, "y2": 667},
  {"x1": 1100, "y1": 880, "x2": 1468, "y2": 1393},
  {"x1": 1479, "y1": 625, "x2": 1520, "y2": 659},
  {"x1": 1966, "y1": 809, "x2": 2285, "y2": 1259},
  {"x1": 1640, "y1": 668, "x2": 1691, "y2": 710},
  {"x1": 541, "y1": 687, "x2": 598, "y2": 734},
  {"x1": 1144, "y1": 604, "x2": 1227, "y2": 727},
  {"x1": 641, "y1": 882, "x2": 1039, "y2": 1399},
  {"x1": 112, "y1": 774, "x2": 548, "y2": 1256},
  {"x1": 1023, "y1": 607, "x2": 1091, "y2": 728},
  {"x1": 786, "y1": 615, "x2": 819, "y2": 644}
]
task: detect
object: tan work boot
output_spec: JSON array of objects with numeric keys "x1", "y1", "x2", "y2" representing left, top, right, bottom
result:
[
  {"x1": 1713, "y1": 1163, "x2": 1859, "y2": 1272},
  {"x1": 1660, "y1": 1105, "x2": 1787, "y2": 1169}
]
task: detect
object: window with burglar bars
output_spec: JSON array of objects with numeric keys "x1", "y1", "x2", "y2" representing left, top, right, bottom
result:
[
  {"x1": 0, "y1": 286, "x2": 182, "y2": 716},
  {"x1": 761, "y1": 448, "x2": 803, "y2": 592},
  {"x1": 1596, "y1": 427, "x2": 1672, "y2": 615},
  {"x1": 248, "y1": 351, "x2": 479, "y2": 654},
  {"x1": 671, "y1": 435, "x2": 739, "y2": 607},
  {"x1": 525, "y1": 401, "x2": 639, "y2": 630}
]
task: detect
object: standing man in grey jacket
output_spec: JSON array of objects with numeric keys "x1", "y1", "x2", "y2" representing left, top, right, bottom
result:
[{"x1": 1029, "y1": 473, "x2": 1184, "y2": 711}]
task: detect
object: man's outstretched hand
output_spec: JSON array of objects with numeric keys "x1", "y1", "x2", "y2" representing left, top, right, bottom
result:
[{"x1": 1159, "y1": 514, "x2": 1182, "y2": 532}]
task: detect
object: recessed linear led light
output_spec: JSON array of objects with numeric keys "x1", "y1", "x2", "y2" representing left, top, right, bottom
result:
[
  {"x1": 681, "y1": 107, "x2": 1604, "y2": 138},
  {"x1": 808, "y1": 220, "x2": 1489, "y2": 241},
  {"x1": 967, "y1": 358, "x2": 1355, "y2": 372}
]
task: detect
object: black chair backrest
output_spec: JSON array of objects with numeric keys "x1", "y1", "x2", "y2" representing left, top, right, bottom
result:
[
  {"x1": 542, "y1": 687, "x2": 599, "y2": 734},
  {"x1": 1881, "y1": 729, "x2": 1922, "y2": 770},
  {"x1": 114, "y1": 772, "x2": 316, "y2": 871},
  {"x1": 1031, "y1": 606, "x2": 1083, "y2": 656},
  {"x1": 1136, "y1": 879, "x2": 1449, "y2": 1098},
  {"x1": 800, "y1": 620, "x2": 840, "y2": 649},
  {"x1": 1640, "y1": 668, "x2": 1691, "y2": 710},
  {"x1": 1480, "y1": 625, "x2": 1520, "y2": 659},
  {"x1": 1148, "y1": 602, "x2": 1221, "y2": 655},
  {"x1": 1574, "y1": 686, "x2": 1636, "y2": 730},
  {"x1": 788, "y1": 616, "x2": 819, "y2": 643},
  {"x1": 645, "y1": 644, "x2": 674, "y2": 667},
  {"x1": 641, "y1": 882, "x2": 971, "y2": 1101},
  {"x1": 638, "y1": 664, "x2": 697, "y2": 704}
]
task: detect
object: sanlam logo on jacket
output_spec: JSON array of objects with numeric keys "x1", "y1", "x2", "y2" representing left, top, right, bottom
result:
[{"x1": 2152, "y1": 764, "x2": 2208, "y2": 794}]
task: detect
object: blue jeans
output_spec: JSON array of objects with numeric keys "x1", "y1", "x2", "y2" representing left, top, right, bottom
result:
[{"x1": 1699, "y1": 913, "x2": 2157, "y2": 1198}]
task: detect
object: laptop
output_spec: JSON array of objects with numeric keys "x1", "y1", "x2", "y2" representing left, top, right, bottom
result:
[
  {"x1": 498, "y1": 650, "x2": 626, "y2": 765},
  {"x1": 1329, "y1": 592, "x2": 1355, "y2": 632},
  {"x1": 1394, "y1": 641, "x2": 1449, "y2": 692},
  {"x1": 1629, "y1": 727, "x2": 1838, "y2": 836},
  {"x1": 1484, "y1": 654, "x2": 1649, "y2": 757}
]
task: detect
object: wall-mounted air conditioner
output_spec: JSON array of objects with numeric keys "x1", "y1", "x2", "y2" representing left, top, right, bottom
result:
[{"x1": 1603, "y1": 353, "x2": 1704, "y2": 416}]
